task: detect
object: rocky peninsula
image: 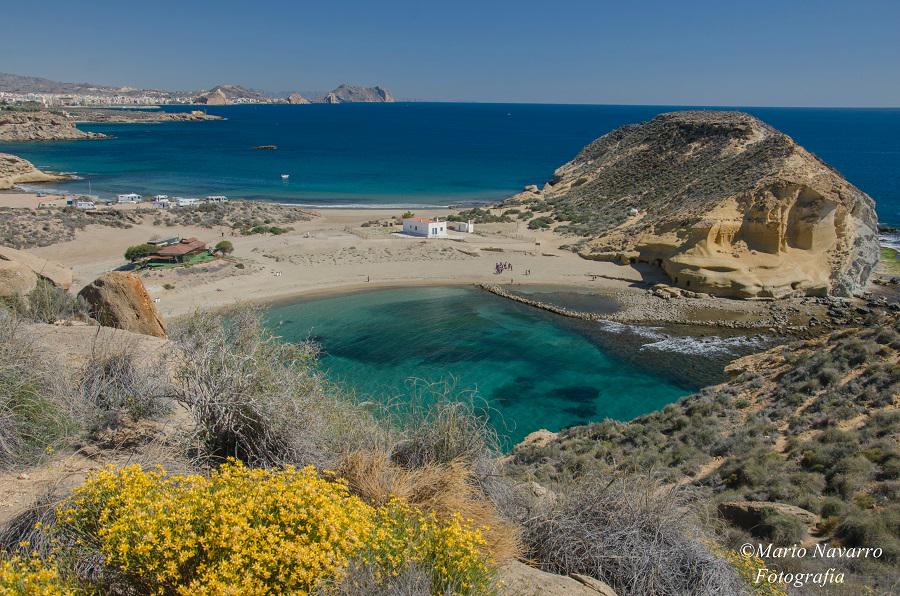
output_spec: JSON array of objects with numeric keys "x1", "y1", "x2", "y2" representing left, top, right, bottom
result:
[
  {"x1": 0, "y1": 153, "x2": 68, "y2": 189},
  {"x1": 506, "y1": 111, "x2": 880, "y2": 299}
]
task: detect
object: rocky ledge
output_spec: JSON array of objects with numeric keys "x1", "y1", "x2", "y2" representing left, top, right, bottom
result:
[
  {"x1": 0, "y1": 110, "x2": 107, "y2": 141},
  {"x1": 0, "y1": 153, "x2": 69, "y2": 189},
  {"x1": 508, "y1": 111, "x2": 879, "y2": 299}
]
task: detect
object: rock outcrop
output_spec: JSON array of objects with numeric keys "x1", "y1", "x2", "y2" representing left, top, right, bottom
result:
[
  {"x1": 0, "y1": 111, "x2": 107, "y2": 141},
  {"x1": 718, "y1": 501, "x2": 819, "y2": 533},
  {"x1": 196, "y1": 88, "x2": 228, "y2": 105},
  {"x1": 0, "y1": 245, "x2": 73, "y2": 289},
  {"x1": 0, "y1": 260, "x2": 38, "y2": 297},
  {"x1": 510, "y1": 111, "x2": 879, "y2": 298},
  {"x1": 287, "y1": 92, "x2": 310, "y2": 105},
  {"x1": 0, "y1": 153, "x2": 69, "y2": 190},
  {"x1": 498, "y1": 561, "x2": 617, "y2": 596},
  {"x1": 78, "y1": 272, "x2": 166, "y2": 338},
  {"x1": 322, "y1": 84, "x2": 395, "y2": 103}
]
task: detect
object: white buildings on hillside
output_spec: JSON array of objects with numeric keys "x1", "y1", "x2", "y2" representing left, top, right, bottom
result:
[{"x1": 402, "y1": 217, "x2": 448, "y2": 238}]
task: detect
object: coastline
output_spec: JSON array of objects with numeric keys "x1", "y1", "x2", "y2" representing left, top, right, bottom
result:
[{"x1": 1, "y1": 190, "x2": 831, "y2": 332}]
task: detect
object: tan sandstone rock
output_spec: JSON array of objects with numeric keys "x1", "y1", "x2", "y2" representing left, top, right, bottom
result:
[
  {"x1": 518, "y1": 111, "x2": 879, "y2": 298},
  {"x1": 78, "y1": 272, "x2": 167, "y2": 338},
  {"x1": 718, "y1": 500, "x2": 820, "y2": 531},
  {"x1": 498, "y1": 561, "x2": 617, "y2": 596},
  {"x1": 0, "y1": 259, "x2": 38, "y2": 297},
  {"x1": 0, "y1": 153, "x2": 69, "y2": 190},
  {"x1": 0, "y1": 245, "x2": 73, "y2": 290}
]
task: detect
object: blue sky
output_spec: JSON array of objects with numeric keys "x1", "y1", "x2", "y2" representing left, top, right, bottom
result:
[{"x1": 2, "y1": 0, "x2": 898, "y2": 106}]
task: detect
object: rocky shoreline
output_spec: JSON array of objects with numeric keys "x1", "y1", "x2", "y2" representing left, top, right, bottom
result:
[
  {"x1": 478, "y1": 282, "x2": 898, "y2": 336},
  {"x1": 0, "y1": 108, "x2": 222, "y2": 142}
]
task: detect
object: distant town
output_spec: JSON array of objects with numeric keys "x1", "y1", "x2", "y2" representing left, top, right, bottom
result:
[{"x1": 0, "y1": 73, "x2": 395, "y2": 107}]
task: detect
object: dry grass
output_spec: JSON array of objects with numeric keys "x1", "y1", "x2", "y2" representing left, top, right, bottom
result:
[
  {"x1": 169, "y1": 307, "x2": 387, "y2": 469},
  {"x1": 0, "y1": 311, "x2": 79, "y2": 469},
  {"x1": 521, "y1": 473, "x2": 745, "y2": 595},
  {"x1": 337, "y1": 450, "x2": 521, "y2": 563}
]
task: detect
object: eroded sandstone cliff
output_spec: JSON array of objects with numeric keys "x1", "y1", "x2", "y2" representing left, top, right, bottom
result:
[
  {"x1": 0, "y1": 153, "x2": 69, "y2": 189},
  {"x1": 508, "y1": 111, "x2": 879, "y2": 298}
]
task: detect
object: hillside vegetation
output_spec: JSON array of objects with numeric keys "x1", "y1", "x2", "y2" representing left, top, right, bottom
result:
[{"x1": 508, "y1": 311, "x2": 900, "y2": 592}]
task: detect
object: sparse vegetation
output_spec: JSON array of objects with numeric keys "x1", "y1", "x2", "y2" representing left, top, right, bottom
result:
[
  {"x1": 213, "y1": 239, "x2": 233, "y2": 255},
  {"x1": 508, "y1": 313, "x2": 900, "y2": 590},
  {"x1": 124, "y1": 242, "x2": 156, "y2": 262},
  {"x1": 527, "y1": 216, "x2": 553, "y2": 229}
]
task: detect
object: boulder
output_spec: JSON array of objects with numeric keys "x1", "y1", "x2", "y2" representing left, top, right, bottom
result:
[
  {"x1": 0, "y1": 245, "x2": 73, "y2": 290},
  {"x1": 497, "y1": 561, "x2": 617, "y2": 596},
  {"x1": 718, "y1": 501, "x2": 819, "y2": 532},
  {"x1": 78, "y1": 272, "x2": 166, "y2": 338},
  {"x1": 0, "y1": 259, "x2": 38, "y2": 297}
]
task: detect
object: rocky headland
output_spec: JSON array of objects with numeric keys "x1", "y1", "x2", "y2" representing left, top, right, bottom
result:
[
  {"x1": 507, "y1": 111, "x2": 880, "y2": 299},
  {"x1": 0, "y1": 110, "x2": 107, "y2": 141},
  {"x1": 0, "y1": 153, "x2": 69, "y2": 189},
  {"x1": 321, "y1": 84, "x2": 395, "y2": 103}
]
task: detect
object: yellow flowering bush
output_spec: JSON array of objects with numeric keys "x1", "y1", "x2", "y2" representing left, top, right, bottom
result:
[
  {"x1": 57, "y1": 460, "x2": 494, "y2": 595},
  {"x1": 0, "y1": 554, "x2": 73, "y2": 596},
  {"x1": 362, "y1": 499, "x2": 492, "y2": 593},
  {"x1": 713, "y1": 547, "x2": 787, "y2": 596}
]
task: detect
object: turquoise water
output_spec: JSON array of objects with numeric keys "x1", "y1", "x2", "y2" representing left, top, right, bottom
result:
[
  {"x1": 1, "y1": 104, "x2": 898, "y2": 225},
  {"x1": 266, "y1": 286, "x2": 763, "y2": 445}
]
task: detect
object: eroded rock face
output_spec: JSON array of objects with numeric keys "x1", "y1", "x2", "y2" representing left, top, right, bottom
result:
[
  {"x1": 512, "y1": 111, "x2": 879, "y2": 298},
  {"x1": 78, "y1": 272, "x2": 166, "y2": 338},
  {"x1": 0, "y1": 153, "x2": 69, "y2": 189}
]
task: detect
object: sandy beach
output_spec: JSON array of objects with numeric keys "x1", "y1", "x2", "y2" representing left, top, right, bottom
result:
[{"x1": 2, "y1": 191, "x2": 667, "y2": 319}]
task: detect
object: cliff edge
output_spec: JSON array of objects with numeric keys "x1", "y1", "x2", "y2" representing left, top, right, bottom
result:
[
  {"x1": 0, "y1": 153, "x2": 68, "y2": 189},
  {"x1": 510, "y1": 111, "x2": 879, "y2": 298}
]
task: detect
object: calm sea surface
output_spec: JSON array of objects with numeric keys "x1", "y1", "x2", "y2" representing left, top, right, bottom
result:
[
  {"x1": 1, "y1": 103, "x2": 898, "y2": 225},
  {"x1": 267, "y1": 286, "x2": 766, "y2": 445}
]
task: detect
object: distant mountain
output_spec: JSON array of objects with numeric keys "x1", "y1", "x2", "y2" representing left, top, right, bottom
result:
[
  {"x1": 0, "y1": 72, "x2": 133, "y2": 96},
  {"x1": 195, "y1": 84, "x2": 273, "y2": 104},
  {"x1": 0, "y1": 73, "x2": 396, "y2": 105},
  {"x1": 321, "y1": 84, "x2": 395, "y2": 104}
]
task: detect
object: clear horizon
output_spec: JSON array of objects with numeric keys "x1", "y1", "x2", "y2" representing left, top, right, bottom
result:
[{"x1": 2, "y1": 0, "x2": 899, "y2": 107}]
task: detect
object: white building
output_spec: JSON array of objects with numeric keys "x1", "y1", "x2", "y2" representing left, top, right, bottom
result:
[
  {"x1": 74, "y1": 200, "x2": 96, "y2": 210},
  {"x1": 152, "y1": 198, "x2": 172, "y2": 209},
  {"x1": 402, "y1": 217, "x2": 447, "y2": 238},
  {"x1": 205, "y1": 195, "x2": 228, "y2": 203},
  {"x1": 175, "y1": 197, "x2": 199, "y2": 207},
  {"x1": 116, "y1": 193, "x2": 143, "y2": 203},
  {"x1": 450, "y1": 220, "x2": 475, "y2": 233}
]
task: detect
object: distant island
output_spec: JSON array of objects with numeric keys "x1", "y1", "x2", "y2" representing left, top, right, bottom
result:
[{"x1": 0, "y1": 72, "x2": 395, "y2": 107}]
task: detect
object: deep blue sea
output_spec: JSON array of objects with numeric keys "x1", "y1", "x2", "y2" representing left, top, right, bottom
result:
[{"x1": 1, "y1": 103, "x2": 898, "y2": 225}]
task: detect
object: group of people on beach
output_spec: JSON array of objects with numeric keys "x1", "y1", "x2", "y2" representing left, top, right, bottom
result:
[
  {"x1": 494, "y1": 261, "x2": 534, "y2": 276},
  {"x1": 495, "y1": 261, "x2": 513, "y2": 275}
]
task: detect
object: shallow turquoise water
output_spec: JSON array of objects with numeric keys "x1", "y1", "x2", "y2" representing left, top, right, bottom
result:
[
  {"x1": 2, "y1": 103, "x2": 898, "y2": 225},
  {"x1": 266, "y1": 286, "x2": 762, "y2": 445}
]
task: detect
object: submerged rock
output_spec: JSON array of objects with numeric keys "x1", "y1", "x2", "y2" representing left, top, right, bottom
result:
[
  {"x1": 78, "y1": 272, "x2": 166, "y2": 338},
  {"x1": 522, "y1": 111, "x2": 879, "y2": 298}
]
